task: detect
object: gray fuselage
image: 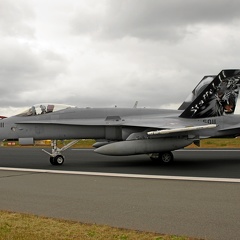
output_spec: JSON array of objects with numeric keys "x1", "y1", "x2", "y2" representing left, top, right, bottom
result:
[{"x1": 0, "y1": 107, "x2": 240, "y2": 142}]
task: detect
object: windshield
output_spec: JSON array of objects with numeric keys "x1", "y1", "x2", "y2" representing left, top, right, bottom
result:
[{"x1": 16, "y1": 103, "x2": 75, "y2": 117}]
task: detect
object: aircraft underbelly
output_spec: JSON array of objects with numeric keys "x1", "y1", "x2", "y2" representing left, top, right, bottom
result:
[
  {"x1": 45, "y1": 125, "x2": 105, "y2": 139},
  {"x1": 16, "y1": 124, "x2": 106, "y2": 140},
  {"x1": 105, "y1": 126, "x2": 122, "y2": 140},
  {"x1": 14, "y1": 124, "x2": 135, "y2": 141}
]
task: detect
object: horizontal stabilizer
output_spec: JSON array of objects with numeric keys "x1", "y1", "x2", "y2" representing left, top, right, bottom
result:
[
  {"x1": 147, "y1": 124, "x2": 217, "y2": 135},
  {"x1": 218, "y1": 123, "x2": 240, "y2": 132}
]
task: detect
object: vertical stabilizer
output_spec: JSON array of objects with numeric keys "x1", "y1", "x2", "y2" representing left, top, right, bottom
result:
[
  {"x1": 178, "y1": 75, "x2": 216, "y2": 110},
  {"x1": 180, "y1": 69, "x2": 240, "y2": 118}
]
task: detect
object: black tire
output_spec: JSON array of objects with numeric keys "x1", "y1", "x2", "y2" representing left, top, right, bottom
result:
[
  {"x1": 50, "y1": 157, "x2": 55, "y2": 165},
  {"x1": 149, "y1": 151, "x2": 174, "y2": 164},
  {"x1": 50, "y1": 155, "x2": 64, "y2": 165},
  {"x1": 159, "y1": 152, "x2": 174, "y2": 164},
  {"x1": 54, "y1": 155, "x2": 65, "y2": 165}
]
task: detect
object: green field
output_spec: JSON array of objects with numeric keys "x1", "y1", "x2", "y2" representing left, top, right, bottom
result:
[
  {"x1": 0, "y1": 211, "x2": 202, "y2": 240},
  {"x1": 186, "y1": 138, "x2": 240, "y2": 148}
]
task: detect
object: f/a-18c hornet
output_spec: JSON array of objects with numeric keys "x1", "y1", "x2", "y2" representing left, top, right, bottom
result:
[{"x1": 1, "y1": 69, "x2": 240, "y2": 166}]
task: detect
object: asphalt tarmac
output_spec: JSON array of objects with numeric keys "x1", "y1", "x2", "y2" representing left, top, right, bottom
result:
[
  {"x1": 0, "y1": 148, "x2": 240, "y2": 240},
  {"x1": 0, "y1": 147, "x2": 240, "y2": 178}
]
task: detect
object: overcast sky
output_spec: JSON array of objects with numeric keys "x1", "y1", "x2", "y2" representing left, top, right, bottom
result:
[{"x1": 1, "y1": 0, "x2": 240, "y2": 116}]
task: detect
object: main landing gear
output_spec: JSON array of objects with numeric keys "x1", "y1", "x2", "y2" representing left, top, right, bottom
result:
[
  {"x1": 42, "y1": 140, "x2": 79, "y2": 166},
  {"x1": 149, "y1": 151, "x2": 174, "y2": 164}
]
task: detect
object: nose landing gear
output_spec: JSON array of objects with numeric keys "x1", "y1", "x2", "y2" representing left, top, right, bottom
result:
[
  {"x1": 49, "y1": 155, "x2": 65, "y2": 166},
  {"x1": 42, "y1": 139, "x2": 79, "y2": 165}
]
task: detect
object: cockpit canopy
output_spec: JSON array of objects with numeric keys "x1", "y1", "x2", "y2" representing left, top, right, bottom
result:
[{"x1": 16, "y1": 103, "x2": 76, "y2": 117}]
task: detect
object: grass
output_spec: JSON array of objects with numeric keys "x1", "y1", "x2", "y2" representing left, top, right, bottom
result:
[
  {"x1": 0, "y1": 211, "x2": 202, "y2": 240},
  {"x1": 2, "y1": 138, "x2": 240, "y2": 149},
  {"x1": 186, "y1": 138, "x2": 240, "y2": 148},
  {"x1": 1, "y1": 139, "x2": 96, "y2": 148}
]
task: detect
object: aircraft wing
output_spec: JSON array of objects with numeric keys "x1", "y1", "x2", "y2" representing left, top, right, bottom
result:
[{"x1": 123, "y1": 116, "x2": 218, "y2": 133}]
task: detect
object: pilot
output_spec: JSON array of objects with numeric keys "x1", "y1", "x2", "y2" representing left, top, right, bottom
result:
[
  {"x1": 28, "y1": 106, "x2": 36, "y2": 116},
  {"x1": 40, "y1": 105, "x2": 46, "y2": 114}
]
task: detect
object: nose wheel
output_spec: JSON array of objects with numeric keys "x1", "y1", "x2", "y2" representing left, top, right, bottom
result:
[
  {"x1": 42, "y1": 139, "x2": 79, "y2": 166},
  {"x1": 50, "y1": 155, "x2": 65, "y2": 166}
]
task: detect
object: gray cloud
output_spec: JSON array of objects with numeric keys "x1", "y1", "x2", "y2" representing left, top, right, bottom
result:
[
  {"x1": 0, "y1": 41, "x2": 68, "y2": 107},
  {"x1": 0, "y1": 0, "x2": 35, "y2": 37},
  {"x1": 1, "y1": 0, "x2": 240, "y2": 116},
  {"x1": 0, "y1": 0, "x2": 69, "y2": 110},
  {"x1": 72, "y1": 0, "x2": 240, "y2": 41}
]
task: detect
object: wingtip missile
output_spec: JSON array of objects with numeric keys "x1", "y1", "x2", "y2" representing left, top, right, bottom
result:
[{"x1": 147, "y1": 124, "x2": 217, "y2": 136}]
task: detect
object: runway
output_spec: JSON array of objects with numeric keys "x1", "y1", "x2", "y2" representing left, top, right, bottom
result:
[
  {"x1": 0, "y1": 148, "x2": 240, "y2": 240},
  {"x1": 0, "y1": 147, "x2": 240, "y2": 178}
]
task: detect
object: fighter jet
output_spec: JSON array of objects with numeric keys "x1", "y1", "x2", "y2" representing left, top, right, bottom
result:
[{"x1": 1, "y1": 69, "x2": 240, "y2": 166}]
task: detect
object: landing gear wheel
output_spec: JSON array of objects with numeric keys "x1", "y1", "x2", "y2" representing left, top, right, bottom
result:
[
  {"x1": 160, "y1": 152, "x2": 174, "y2": 164},
  {"x1": 149, "y1": 151, "x2": 174, "y2": 165},
  {"x1": 49, "y1": 155, "x2": 65, "y2": 166},
  {"x1": 55, "y1": 155, "x2": 65, "y2": 165},
  {"x1": 43, "y1": 139, "x2": 79, "y2": 166}
]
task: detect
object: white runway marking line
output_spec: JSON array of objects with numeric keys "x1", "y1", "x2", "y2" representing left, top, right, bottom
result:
[{"x1": 0, "y1": 167, "x2": 239, "y2": 183}]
